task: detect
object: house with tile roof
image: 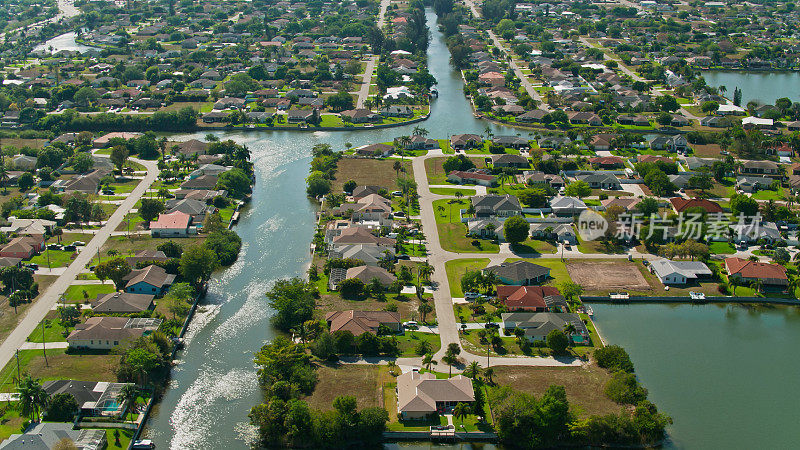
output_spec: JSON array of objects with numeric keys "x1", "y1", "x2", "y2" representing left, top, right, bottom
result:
[
  {"x1": 725, "y1": 257, "x2": 788, "y2": 289},
  {"x1": 497, "y1": 285, "x2": 567, "y2": 312},
  {"x1": 122, "y1": 265, "x2": 176, "y2": 296},
  {"x1": 150, "y1": 211, "x2": 193, "y2": 237},
  {"x1": 91, "y1": 292, "x2": 155, "y2": 314},
  {"x1": 396, "y1": 370, "x2": 475, "y2": 419},
  {"x1": 670, "y1": 197, "x2": 723, "y2": 214},
  {"x1": 484, "y1": 260, "x2": 550, "y2": 285},
  {"x1": 325, "y1": 310, "x2": 401, "y2": 335}
]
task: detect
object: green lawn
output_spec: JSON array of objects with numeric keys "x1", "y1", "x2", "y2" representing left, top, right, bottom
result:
[
  {"x1": 429, "y1": 187, "x2": 477, "y2": 196},
  {"x1": 751, "y1": 188, "x2": 784, "y2": 201},
  {"x1": 709, "y1": 241, "x2": 736, "y2": 255},
  {"x1": 218, "y1": 205, "x2": 237, "y2": 223},
  {"x1": 26, "y1": 317, "x2": 69, "y2": 343},
  {"x1": 399, "y1": 241, "x2": 427, "y2": 257},
  {"x1": 505, "y1": 258, "x2": 570, "y2": 288},
  {"x1": 445, "y1": 258, "x2": 491, "y2": 297},
  {"x1": 395, "y1": 331, "x2": 441, "y2": 357},
  {"x1": 0, "y1": 408, "x2": 24, "y2": 442},
  {"x1": 29, "y1": 249, "x2": 77, "y2": 268},
  {"x1": 107, "y1": 180, "x2": 139, "y2": 194},
  {"x1": 437, "y1": 223, "x2": 499, "y2": 253},
  {"x1": 105, "y1": 429, "x2": 134, "y2": 449},
  {"x1": 510, "y1": 238, "x2": 557, "y2": 254},
  {"x1": 63, "y1": 284, "x2": 116, "y2": 304}
]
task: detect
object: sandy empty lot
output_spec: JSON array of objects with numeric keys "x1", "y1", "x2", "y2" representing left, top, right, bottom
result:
[{"x1": 567, "y1": 261, "x2": 651, "y2": 291}]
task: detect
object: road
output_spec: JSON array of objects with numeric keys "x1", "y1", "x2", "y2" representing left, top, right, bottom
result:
[
  {"x1": 462, "y1": 0, "x2": 547, "y2": 109},
  {"x1": 355, "y1": 0, "x2": 390, "y2": 109},
  {"x1": 0, "y1": 157, "x2": 158, "y2": 372}
]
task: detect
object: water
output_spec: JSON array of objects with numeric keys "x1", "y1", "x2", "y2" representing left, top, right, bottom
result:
[
  {"x1": 589, "y1": 303, "x2": 800, "y2": 449},
  {"x1": 702, "y1": 70, "x2": 800, "y2": 105},
  {"x1": 33, "y1": 32, "x2": 97, "y2": 54},
  {"x1": 144, "y1": 10, "x2": 504, "y2": 448}
]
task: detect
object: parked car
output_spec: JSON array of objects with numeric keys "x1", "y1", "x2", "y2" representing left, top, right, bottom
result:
[
  {"x1": 464, "y1": 292, "x2": 481, "y2": 299},
  {"x1": 73, "y1": 241, "x2": 86, "y2": 246}
]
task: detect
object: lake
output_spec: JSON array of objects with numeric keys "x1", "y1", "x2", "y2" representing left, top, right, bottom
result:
[
  {"x1": 702, "y1": 70, "x2": 800, "y2": 105},
  {"x1": 33, "y1": 32, "x2": 98, "y2": 54}
]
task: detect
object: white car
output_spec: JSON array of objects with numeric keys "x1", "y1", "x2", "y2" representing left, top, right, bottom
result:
[{"x1": 403, "y1": 321, "x2": 418, "y2": 328}]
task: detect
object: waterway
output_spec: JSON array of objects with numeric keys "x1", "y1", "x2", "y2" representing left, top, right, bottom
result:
[
  {"x1": 143, "y1": 10, "x2": 505, "y2": 448},
  {"x1": 33, "y1": 31, "x2": 97, "y2": 54},
  {"x1": 589, "y1": 302, "x2": 800, "y2": 449},
  {"x1": 702, "y1": 70, "x2": 800, "y2": 105},
  {"x1": 143, "y1": 10, "x2": 800, "y2": 450}
]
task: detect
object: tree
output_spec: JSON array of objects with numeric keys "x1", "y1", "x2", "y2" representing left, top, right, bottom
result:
[
  {"x1": 45, "y1": 393, "x2": 78, "y2": 421},
  {"x1": 94, "y1": 257, "x2": 131, "y2": 289},
  {"x1": 605, "y1": 371, "x2": 648, "y2": 404},
  {"x1": 701, "y1": 101, "x2": 720, "y2": 115},
  {"x1": 464, "y1": 361, "x2": 482, "y2": 379},
  {"x1": 656, "y1": 95, "x2": 680, "y2": 112},
  {"x1": 339, "y1": 278, "x2": 365, "y2": 299},
  {"x1": 565, "y1": 181, "x2": 591, "y2": 198},
  {"x1": 503, "y1": 215, "x2": 529, "y2": 245},
  {"x1": 139, "y1": 198, "x2": 165, "y2": 223},
  {"x1": 417, "y1": 301, "x2": 434, "y2": 323},
  {"x1": 117, "y1": 384, "x2": 138, "y2": 415},
  {"x1": 266, "y1": 278, "x2": 316, "y2": 331},
  {"x1": 110, "y1": 145, "x2": 129, "y2": 174},
  {"x1": 546, "y1": 329, "x2": 569, "y2": 354},
  {"x1": 179, "y1": 245, "x2": 219, "y2": 287},
  {"x1": 216, "y1": 168, "x2": 251, "y2": 198},
  {"x1": 644, "y1": 169, "x2": 675, "y2": 196},
  {"x1": 442, "y1": 353, "x2": 458, "y2": 376},
  {"x1": 730, "y1": 193, "x2": 759, "y2": 216},
  {"x1": 17, "y1": 173, "x2": 34, "y2": 191},
  {"x1": 157, "y1": 241, "x2": 183, "y2": 258},
  {"x1": 18, "y1": 375, "x2": 49, "y2": 421},
  {"x1": 70, "y1": 152, "x2": 94, "y2": 173},
  {"x1": 559, "y1": 281, "x2": 584, "y2": 302},
  {"x1": 453, "y1": 402, "x2": 471, "y2": 428},
  {"x1": 422, "y1": 353, "x2": 437, "y2": 370},
  {"x1": 594, "y1": 345, "x2": 634, "y2": 373},
  {"x1": 73, "y1": 86, "x2": 99, "y2": 107},
  {"x1": 636, "y1": 197, "x2": 660, "y2": 216},
  {"x1": 306, "y1": 171, "x2": 332, "y2": 197}
]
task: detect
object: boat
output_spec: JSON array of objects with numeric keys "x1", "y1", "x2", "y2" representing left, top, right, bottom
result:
[{"x1": 585, "y1": 305, "x2": 594, "y2": 317}]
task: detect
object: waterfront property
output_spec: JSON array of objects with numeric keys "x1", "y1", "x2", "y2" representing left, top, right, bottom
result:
[
  {"x1": 67, "y1": 317, "x2": 162, "y2": 350},
  {"x1": 501, "y1": 312, "x2": 589, "y2": 343},
  {"x1": 396, "y1": 370, "x2": 475, "y2": 419},
  {"x1": 484, "y1": 260, "x2": 551, "y2": 285}
]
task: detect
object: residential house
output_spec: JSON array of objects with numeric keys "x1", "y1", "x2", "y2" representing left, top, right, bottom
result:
[
  {"x1": 740, "y1": 160, "x2": 780, "y2": 176},
  {"x1": 576, "y1": 172, "x2": 621, "y2": 190},
  {"x1": 150, "y1": 211, "x2": 193, "y2": 237},
  {"x1": 492, "y1": 135, "x2": 528, "y2": 149},
  {"x1": 0, "y1": 236, "x2": 43, "y2": 258},
  {"x1": 519, "y1": 171, "x2": 564, "y2": 189},
  {"x1": 450, "y1": 134, "x2": 483, "y2": 150},
  {"x1": 467, "y1": 219, "x2": 503, "y2": 239},
  {"x1": 166, "y1": 198, "x2": 215, "y2": 223},
  {"x1": 447, "y1": 171, "x2": 496, "y2": 187},
  {"x1": 0, "y1": 423, "x2": 106, "y2": 449},
  {"x1": 91, "y1": 292, "x2": 155, "y2": 314},
  {"x1": 484, "y1": 260, "x2": 550, "y2": 285},
  {"x1": 42, "y1": 380, "x2": 131, "y2": 417},
  {"x1": 329, "y1": 244, "x2": 395, "y2": 266},
  {"x1": 471, "y1": 195, "x2": 522, "y2": 218},
  {"x1": 67, "y1": 316, "x2": 161, "y2": 350},
  {"x1": 730, "y1": 221, "x2": 783, "y2": 244},
  {"x1": 529, "y1": 222, "x2": 576, "y2": 244},
  {"x1": 125, "y1": 250, "x2": 169, "y2": 268},
  {"x1": 600, "y1": 197, "x2": 641, "y2": 212},
  {"x1": 725, "y1": 257, "x2": 788, "y2": 290},
  {"x1": 649, "y1": 135, "x2": 688, "y2": 152},
  {"x1": 352, "y1": 186, "x2": 381, "y2": 200},
  {"x1": 501, "y1": 312, "x2": 589, "y2": 343},
  {"x1": 122, "y1": 265, "x2": 176, "y2": 296},
  {"x1": 396, "y1": 370, "x2": 474, "y2": 419},
  {"x1": 12, "y1": 155, "x2": 37, "y2": 170},
  {"x1": 0, "y1": 218, "x2": 55, "y2": 236},
  {"x1": 588, "y1": 156, "x2": 625, "y2": 169},
  {"x1": 343, "y1": 265, "x2": 396, "y2": 286},
  {"x1": 549, "y1": 196, "x2": 588, "y2": 216},
  {"x1": 669, "y1": 197, "x2": 723, "y2": 214},
  {"x1": 736, "y1": 176, "x2": 775, "y2": 193},
  {"x1": 325, "y1": 310, "x2": 401, "y2": 335},
  {"x1": 491, "y1": 154, "x2": 529, "y2": 168},
  {"x1": 497, "y1": 285, "x2": 567, "y2": 312},
  {"x1": 649, "y1": 259, "x2": 712, "y2": 285},
  {"x1": 355, "y1": 143, "x2": 394, "y2": 157}
]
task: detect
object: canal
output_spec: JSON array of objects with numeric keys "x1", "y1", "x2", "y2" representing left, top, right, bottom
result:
[
  {"x1": 143, "y1": 10, "x2": 800, "y2": 450},
  {"x1": 702, "y1": 70, "x2": 800, "y2": 105}
]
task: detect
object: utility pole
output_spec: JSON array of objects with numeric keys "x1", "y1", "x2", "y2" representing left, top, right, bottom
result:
[
  {"x1": 41, "y1": 320, "x2": 48, "y2": 367},
  {"x1": 15, "y1": 349, "x2": 20, "y2": 384}
]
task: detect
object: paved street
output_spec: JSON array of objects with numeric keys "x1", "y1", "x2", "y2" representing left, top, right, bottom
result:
[
  {"x1": 0, "y1": 158, "x2": 158, "y2": 372},
  {"x1": 355, "y1": 0, "x2": 389, "y2": 108}
]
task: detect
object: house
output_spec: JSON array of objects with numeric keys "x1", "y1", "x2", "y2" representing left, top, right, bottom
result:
[
  {"x1": 725, "y1": 257, "x2": 788, "y2": 289},
  {"x1": 471, "y1": 195, "x2": 522, "y2": 218},
  {"x1": 340, "y1": 109, "x2": 380, "y2": 123},
  {"x1": 166, "y1": 198, "x2": 214, "y2": 223},
  {"x1": 684, "y1": 157, "x2": 714, "y2": 170},
  {"x1": 669, "y1": 197, "x2": 723, "y2": 214},
  {"x1": 575, "y1": 172, "x2": 621, "y2": 190},
  {"x1": 742, "y1": 116, "x2": 774, "y2": 129},
  {"x1": 740, "y1": 160, "x2": 780, "y2": 176},
  {"x1": 174, "y1": 139, "x2": 209, "y2": 156},
  {"x1": 736, "y1": 176, "x2": 775, "y2": 193},
  {"x1": 450, "y1": 134, "x2": 483, "y2": 150},
  {"x1": 125, "y1": 250, "x2": 169, "y2": 268},
  {"x1": 447, "y1": 171, "x2": 496, "y2": 187},
  {"x1": 150, "y1": 211, "x2": 193, "y2": 237},
  {"x1": 549, "y1": 196, "x2": 588, "y2": 216},
  {"x1": 601, "y1": 197, "x2": 641, "y2": 212},
  {"x1": 396, "y1": 370, "x2": 475, "y2": 419},
  {"x1": 122, "y1": 265, "x2": 176, "y2": 296},
  {"x1": 352, "y1": 185, "x2": 381, "y2": 200},
  {"x1": 0, "y1": 236, "x2": 43, "y2": 259},
  {"x1": 497, "y1": 285, "x2": 567, "y2": 312},
  {"x1": 0, "y1": 423, "x2": 106, "y2": 449},
  {"x1": 484, "y1": 260, "x2": 550, "y2": 285},
  {"x1": 730, "y1": 221, "x2": 782, "y2": 244},
  {"x1": 519, "y1": 171, "x2": 564, "y2": 188},
  {"x1": 0, "y1": 218, "x2": 55, "y2": 236},
  {"x1": 343, "y1": 265, "x2": 396, "y2": 286},
  {"x1": 467, "y1": 219, "x2": 503, "y2": 239},
  {"x1": 588, "y1": 156, "x2": 625, "y2": 169},
  {"x1": 67, "y1": 316, "x2": 161, "y2": 350},
  {"x1": 492, "y1": 135, "x2": 528, "y2": 149},
  {"x1": 649, "y1": 259, "x2": 712, "y2": 285},
  {"x1": 491, "y1": 154, "x2": 529, "y2": 168},
  {"x1": 42, "y1": 379, "x2": 132, "y2": 417},
  {"x1": 501, "y1": 312, "x2": 589, "y2": 343},
  {"x1": 649, "y1": 135, "x2": 688, "y2": 152},
  {"x1": 529, "y1": 222, "x2": 576, "y2": 244},
  {"x1": 287, "y1": 109, "x2": 314, "y2": 122},
  {"x1": 63, "y1": 169, "x2": 106, "y2": 194},
  {"x1": 12, "y1": 155, "x2": 37, "y2": 170},
  {"x1": 188, "y1": 164, "x2": 228, "y2": 179},
  {"x1": 329, "y1": 226, "x2": 395, "y2": 251},
  {"x1": 325, "y1": 310, "x2": 401, "y2": 335},
  {"x1": 91, "y1": 292, "x2": 155, "y2": 314},
  {"x1": 92, "y1": 132, "x2": 142, "y2": 148},
  {"x1": 329, "y1": 244, "x2": 395, "y2": 266}
]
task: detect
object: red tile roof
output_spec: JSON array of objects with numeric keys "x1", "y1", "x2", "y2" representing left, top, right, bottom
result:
[
  {"x1": 669, "y1": 197, "x2": 723, "y2": 213},
  {"x1": 725, "y1": 257, "x2": 787, "y2": 281},
  {"x1": 497, "y1": 285, "x2": 561, "y2": 310},
  {"x1": 150, "y1": 211, "x2": 191, "y2": 230}
]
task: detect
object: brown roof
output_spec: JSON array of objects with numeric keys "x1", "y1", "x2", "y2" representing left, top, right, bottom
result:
[
  {"x1": 344, "y1": 265, "x2": 396, "y2": 286},
  {"x1": 725, "y1": 257, "x2": 787, "y2": 283},
  {"x1": 670, "y1": 197, "x2": 723, "y2": 213},
  {"x1": 91, "y1": 292, "x2": 155, "y2": 313},
  {"x1": 397, "y1": 371, "x2": 475, "y2": 413},
  {"x1": 67, "y1": 317, "x2": 144, "y2": 342},
  {"x1": 122, "y1": 265, "x2": 176, "y2": 289},
  {"x1": 332, "y1": 227, "x2": 395, "y2": 246},
  {"x1": 325, "y1": 310, "x2": 401, "y2": 335}
]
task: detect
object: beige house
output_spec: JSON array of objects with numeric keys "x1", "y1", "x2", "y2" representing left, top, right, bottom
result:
[{"x1": 397, "y1": 370, "x2": 475, "y2": 419}]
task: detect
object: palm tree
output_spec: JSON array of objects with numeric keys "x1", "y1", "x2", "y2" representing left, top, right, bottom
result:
[
  {"x1": 483, "y1": 367, "x2": 494, "y2": 385},
  {"x1": 483, "y1": 125, "x2": 494, "y2": 141},
  {"x1": 422, "y1": 353, "x2": 437, "y2": 370},
  {"x1": 418, "y1": 262, "x2": 434, "y2": 283},
  {"x1": 0, "y1": 160, "x2": 8, "y2": 195},
  {"x1": 18, "y1": 375, "x2": 49, "y2": 422},
  {"x1": 413, "y1": 126, "x2": 429, "y2": 137},
  {"x1": 453, "y1": 402, "x2": 471, "y2": 428},
  {"x1": 418, "y1": 301, "x2": 433, "y2": 323},
  {"x1": 117, "y1": 384, "x2": 138, "y2": 417},
  {"x1": 750, "y1": 278, "x2": 764, "y2": 294},
  {"x1": 442, "y1": 353, "x2": 457, "y2": 376},
  {"x1": 464, "y1": 361, "x2": 481, "y2": 379}
]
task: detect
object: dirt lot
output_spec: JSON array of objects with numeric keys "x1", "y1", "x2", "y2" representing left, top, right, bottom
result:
[
  {"x1": 692, "y1": 144, "x2": 723, "y2": 158},
  {"x1": 305, "y1": 364, "x2": 381, "y2": 411},
  {"x1": 332, "y1": 157, "x2": 413, "y2": 193},
  {"x1": 491, "y1": 364, "x2": 622, "y2": 418},
  {"x1": 567, "y1": 261, "x2": 651, "y2": 291},
  {"x1": 315, "y1": 293, "x2": 430, "y2": 323}
]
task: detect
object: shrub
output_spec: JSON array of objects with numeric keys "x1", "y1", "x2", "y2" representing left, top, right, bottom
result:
[{"x1": 594, "y1": 345, "x2": 634, "y2": 373}]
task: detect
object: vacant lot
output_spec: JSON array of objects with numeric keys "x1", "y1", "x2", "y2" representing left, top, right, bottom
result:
[
  {"x1": 567, "y1": 261, "x2": 650, "y2": 291},
  {"x1": 490, "y1": 364, "x2": 622, "y2": 418},
  {"x1": 306, "y1": 364, "x2": 381, "y2": 411},
  {"x1": 315, "y1": 290, "x2": 433, "y2": 324},
  {"x1": 332, "y1": 158, "x2": 413, "y2": 193}
]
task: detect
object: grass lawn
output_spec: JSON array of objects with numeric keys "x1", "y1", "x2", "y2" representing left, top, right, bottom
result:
[
  {"x1": 0, "y1": 407, "x2": 24, "y2": 442},
  {"x1": 490, "y1": 364, "x2": 623, "y2": 418},
  {"x1": 63, "y1": 284, "x2": 116, "y2": 304},
  {"x1": 107, "y1": 179, "x2": 139, "y2": 194},
  {"x1": 437, "y1": 223, "x2": 499, "y2": 254},
  {"x1": 399, "y1": 241, "x2": 427, "y2": 257},
  {"x1": 505, "y1": 258, "x2": 570, "y2": 288},
  {"x1": 424, "y1": 157, "x2": 486, "y2": 185},
  {"x1": 395, "y1": 331, "x2": 441, "y2": 357},
  {"x1": 105, "y1": 429, "x2": 134, "y2": 449},
  {"x1": 332, "y1": 158, "x2": 413, "y2": 193},
  {"x1": 26, "y1": 315, "x2": 69, "y2": 343},
  {"x1": 29, "y1": 249, "x2": 78, "y2": 268},
  {"x1": 429, "y1": 187, "x2": 477, "y2": 196},
  {"x1": 510, "y1": 238, "x2": 557, "y2": 254},
  {"x1": 751, "y1": 188, "x2": 784, "y2": 201},
  {"x1": 709, "y1": 241, "x2": 736, "y2": 254},
  {"x1": 445, "y1": 258, "x2": 490, "y2": 297},
  {"x1": 115, "y1": 213, "x2": 145, "y2": 232},
  {"x1": 0, "y1": 349, "x2": 119, "y2": 393},
  {"x1": 305, "y1": 364, "x2": 380, "y2": 411},
  {"x1": 433, "y1": 198, "x2": 469, "y2": 223},
  {"x1": 576, "y1": 234, "x2": 627, "y2": 254}
]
